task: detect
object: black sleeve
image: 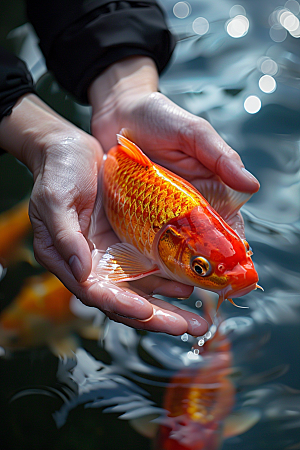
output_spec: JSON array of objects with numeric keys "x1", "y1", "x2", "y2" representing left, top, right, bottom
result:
[
  {"x1": 26, "y1": 0, "x2": 176, "y2": 104},
  {"x1": 0, "y1": 46, "x2": 35, "y2": 122}
]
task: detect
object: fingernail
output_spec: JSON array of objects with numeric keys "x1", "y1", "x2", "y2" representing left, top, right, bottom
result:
[
  {"x1": 241, "y1": 168, "x2": 259, "y2": 184},
  {"x1": 188, "y1": 317, "x2": 209, "y2": 335},
  {"x1": 69, "y1": 255, "x2": 84, "y2": 282}
]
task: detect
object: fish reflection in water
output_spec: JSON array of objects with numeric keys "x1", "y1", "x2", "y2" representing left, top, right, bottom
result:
[{"x1": 154, "y1": 296, "x2": 259, "y2": 450}]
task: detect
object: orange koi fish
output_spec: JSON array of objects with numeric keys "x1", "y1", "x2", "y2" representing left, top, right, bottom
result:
[
  {"x1": 154, "y1": 324, "x2": 259, "y2": 450},
  {"x1": 0, "y1": 272, "x2": 100, "y2": 356},
  {"x1": 155, "y1": 325, "x2": 234, "y2": 450},
  {"x1": 0, "y1": 198, "x2": 31, "y2": 265},
  {"x1": 92, "y1": 134, "x2": 260, "y2": 308}
]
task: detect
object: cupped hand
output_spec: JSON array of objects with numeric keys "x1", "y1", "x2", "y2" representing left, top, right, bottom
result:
[
  {"x1": 13, "y1": 96, "x2": 206, "y2": 337},
  {"x1": 30, "y1": 132, "x2": 207, "y2": 336}
]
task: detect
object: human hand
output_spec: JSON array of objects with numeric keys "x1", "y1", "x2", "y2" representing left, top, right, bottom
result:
[
  {"x1": 88, "y1": 56, "x2": 260, "y2": 195},
  {"x1": 85, "y1": 56, "x2": 261, "y2": 331},
  {"x1": 0, "y1": 94, "x2": 207, "y2": 336}
]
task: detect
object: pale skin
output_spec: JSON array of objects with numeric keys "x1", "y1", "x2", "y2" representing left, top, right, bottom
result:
[{"x1": 0, "y1": 56, "x2": 259, "y2": 336}]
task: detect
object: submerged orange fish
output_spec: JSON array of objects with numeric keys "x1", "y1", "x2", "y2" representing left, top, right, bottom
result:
[
  {"x1": 0, "y1": 272, "x2": 100, "y2": 356},
  {"x1": 0, "y1": 198, "x2": 31, "y2": 265},
  {"x1": 154, "y1": 322, "x2": 259, "y2": 450},
  {"x1": 92, "y1": 133, "x2": 259, "y2": 308},
  {"x1": 155, "y1": 326, "x2": 234, "y2": 450}
]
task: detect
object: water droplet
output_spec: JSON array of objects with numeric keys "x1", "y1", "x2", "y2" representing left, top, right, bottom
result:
[
  {"x1": 205, "y1": 331, "x2": 212, "y2": 339},
  {"x1": 194, "y1": 348, "x2": 200, "y2": 355},
  {"x1": 181, "y1": 332, "x2": 189, "y2": 342},
  {"x1": 195, "y1": 300, "x2": 202, "y2": 308},
  {"x1": 198, "y1": 338, "x2": 205, "y2": 346},
  {"x1": 187, "y1": 350, "x2": 199, "y2": 359}
]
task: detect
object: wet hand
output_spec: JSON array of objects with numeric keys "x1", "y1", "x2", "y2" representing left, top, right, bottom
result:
[{"x1": 0, "y1": 94, "x2": 207, "y2": 336}]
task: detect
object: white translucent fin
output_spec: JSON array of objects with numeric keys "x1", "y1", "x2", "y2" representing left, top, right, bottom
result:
[
  {"x1": 196, "y1": 179, "x2": 251, "y2": 237},
  {"x1": 223, "y1": 408, "x2": 261, "y2": 438},
  {"x1": 91, "y1": 243, "x2": 160, "y2": 282}
]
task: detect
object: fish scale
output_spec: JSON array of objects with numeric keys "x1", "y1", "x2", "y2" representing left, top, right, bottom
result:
[{"x1": 103, "y1": 144, "x2": 200, "y2": 256}]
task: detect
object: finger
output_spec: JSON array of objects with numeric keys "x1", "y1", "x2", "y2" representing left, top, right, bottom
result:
[
  {"x1": 82, "y1": 280, "x2": 154, "y2": 321},
  {"x1": 131, "y1": 94, "x2": 260, "y2": 193},
  {"x1": 150, "y1": 298, "x2": 208, "y2": 336},
  {"x1": 30, "y1": 204, "x2": 92, "y2": 283},
  {"x1": 31, "y1": 228, "x2": 155, "y2": 322},
  {"x1": 130, "y1": 275, "x2": 194, "y2": 299},
  {"x1": 178, "y1": 116, "x2": 260, "y2": 193},
  {"x1": 106, "y1": 298, "x2": 208, "y2": 336}
]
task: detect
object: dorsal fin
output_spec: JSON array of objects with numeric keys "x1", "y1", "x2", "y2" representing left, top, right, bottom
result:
[{"x1": 117, "y1": 134, "x2": 152, "y2": 167}]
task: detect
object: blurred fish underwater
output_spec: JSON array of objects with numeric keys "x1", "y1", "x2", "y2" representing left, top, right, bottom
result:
[
  {"x1": 0, "y1": 271, "x2": 102, "y2": 357},
  {"x1": 1, "y1": 0, "x2": 300, "y2": 449},
  {"x1": 0, "y1": 198, "x2": 32, "y2": 276}
]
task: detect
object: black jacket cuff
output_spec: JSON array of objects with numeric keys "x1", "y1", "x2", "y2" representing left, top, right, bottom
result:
[
  {"x1": 27, "y1": 1, "x2": 175, "y2": 104},
  {"x1": 0, "y1": 47, "x2": 35, "y2": 122}
]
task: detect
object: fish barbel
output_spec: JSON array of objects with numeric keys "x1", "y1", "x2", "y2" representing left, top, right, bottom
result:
[{"x1": 92, "y1": 133, "x2": 259, "y2": 308}]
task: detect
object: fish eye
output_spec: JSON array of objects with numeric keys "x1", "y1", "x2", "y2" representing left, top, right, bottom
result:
[{"x1": 191, "y1": 257, "x2": 211, "y2": 277}]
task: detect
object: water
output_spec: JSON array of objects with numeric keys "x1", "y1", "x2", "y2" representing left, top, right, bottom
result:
[{"x1": 1, "y1": 0, "x2": 300, "y2": 449}]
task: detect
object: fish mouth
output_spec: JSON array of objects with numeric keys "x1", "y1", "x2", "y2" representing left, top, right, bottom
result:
[{"x1": 229, "y1": 282, "x2": 258, "y2": 298}]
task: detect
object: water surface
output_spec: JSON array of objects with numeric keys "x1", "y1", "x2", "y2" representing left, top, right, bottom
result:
[{"x1": 0, "y1": 1, "x2": 300, "y2": 449}]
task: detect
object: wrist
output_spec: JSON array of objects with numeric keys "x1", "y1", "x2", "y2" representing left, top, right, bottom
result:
[
  {"x1": 88, "y1": 56, "x2": 159, "y2": 120},
  {"x1": 0, "y1": 94, "x2": 85, "y2": 178}
]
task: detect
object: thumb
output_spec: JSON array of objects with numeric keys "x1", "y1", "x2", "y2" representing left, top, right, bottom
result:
[
  {"x1": 30, "y1": 203, "x2": 92, "y2": 283},
  {"x1": 51, "y1": 211, "x2": 92, "y2": 282}
]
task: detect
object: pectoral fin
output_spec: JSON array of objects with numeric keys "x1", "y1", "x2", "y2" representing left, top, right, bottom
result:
[{"x1": 92, "y1": 243, "x2": 160, "y2": 282}]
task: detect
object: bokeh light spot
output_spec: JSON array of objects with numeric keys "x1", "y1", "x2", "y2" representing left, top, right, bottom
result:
[
  {"x1": 226, "y1": 15, "x2": 249, "y2": 38},
  {"x1": 285, "y1": 0, "x2": 300, "y2": 15},
  {"x1": 173, "y1": 2, "x2": 191, "y2": 19},
  {"x1": 280, "y1": 10, "x2": 300, "y2": 31},
  {"x1": 244, "y1": 95, "x2": 262, "y2": 114},
  {"x1": 270, "y1": 24, "x2": 287, "y2": 42},
  {"x1": 259, "y1": 75, "x2": 277, "y2": 93},
  {"x1": 260, "y1": 57, "x2": 278, "y2": 75},
  {"x1": 192, "y1": 17, "x2": 209, "y2": 35},
  {"x1": 229, "y1": 4, "x2": 246, "y2": 18}
]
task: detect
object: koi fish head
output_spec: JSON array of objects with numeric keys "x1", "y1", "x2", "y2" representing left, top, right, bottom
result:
[{"x1": 157, "y1": 206, "x2": 259, "y2": 305}]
